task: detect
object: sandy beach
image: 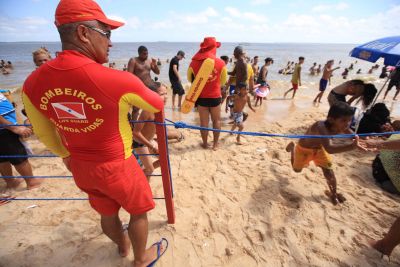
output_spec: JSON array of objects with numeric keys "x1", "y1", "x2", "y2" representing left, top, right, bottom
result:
[{"x1": 0, "y1": 76, "x2": 399, "y2": 267}]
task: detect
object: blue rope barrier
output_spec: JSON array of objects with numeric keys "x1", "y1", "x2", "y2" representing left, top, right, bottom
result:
[
  {"x1": 0, "y1": 197, "x2": 166, "y2": 201},
  {"x1": 1, "y1": 175, "x2": 72, "y2": 179},
  {"x1": 0, "y1": 155, "x2": 57, "y2": 158},
  {"x1": 168, "y1": 120, "x2": 400, "y2": 139}
]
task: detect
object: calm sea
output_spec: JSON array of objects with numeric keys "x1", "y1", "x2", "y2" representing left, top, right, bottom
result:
[{"x1": 0, "y1": 42, "x2": 381, "y2": 88}]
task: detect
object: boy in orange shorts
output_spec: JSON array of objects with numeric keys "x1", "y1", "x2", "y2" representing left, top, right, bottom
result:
[{"x1": 286, "y1": 102, "x2": 364, "y2": 205}]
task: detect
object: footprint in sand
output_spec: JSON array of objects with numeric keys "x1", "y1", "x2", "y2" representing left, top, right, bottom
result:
[
  {"x1": 245, "y1": 228, "x2": 265, "y2": 246},
  {"x1": 279, "y1": 188, "x2": 303, "y2": 209}
]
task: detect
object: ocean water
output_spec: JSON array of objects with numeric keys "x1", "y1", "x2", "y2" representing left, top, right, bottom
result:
[{"x1": 0, "y1": 42, "x2": 383, "y2": 88}]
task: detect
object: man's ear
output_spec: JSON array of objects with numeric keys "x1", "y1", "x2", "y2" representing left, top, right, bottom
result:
[{"x1": 76, "y1": 24, "x2": 91, "y2": 44}]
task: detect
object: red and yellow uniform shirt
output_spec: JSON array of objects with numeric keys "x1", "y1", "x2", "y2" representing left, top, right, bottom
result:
[
  {"x1": 22, "y1": 50, "x2": 163, "y2": 162},
  {"x1": 187, "y1": 57, "x2": 227, "y2": 99}
]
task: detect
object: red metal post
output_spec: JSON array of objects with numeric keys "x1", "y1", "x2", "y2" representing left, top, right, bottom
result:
[{"x1": 154, "y1": 111, "x2": 175, "y2": 224}]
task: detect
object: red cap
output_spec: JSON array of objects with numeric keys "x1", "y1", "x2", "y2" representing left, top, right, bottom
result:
[
  {"x1": 55, "y1": 0, "x2": 124, "y2": 29},
  {"x1": 200, "y1": 37, "x2": 221, "y2": 49}
]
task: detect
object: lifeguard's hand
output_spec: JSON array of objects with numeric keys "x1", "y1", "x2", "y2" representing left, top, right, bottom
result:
[
  {"x1": 9, "y1": 125, "x2": 32, "y2": 138},
  {"x1": 151, "y1": 58, "x2": 157, "y2": 66}
]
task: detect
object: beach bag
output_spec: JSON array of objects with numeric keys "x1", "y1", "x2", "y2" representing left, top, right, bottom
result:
[{"x1": 372, "y1": 155, "x2": 390, "y2": 184}]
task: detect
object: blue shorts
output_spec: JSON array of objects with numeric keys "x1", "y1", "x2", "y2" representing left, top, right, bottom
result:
[
  {"x1": 319, "y1": 79, "x2": 328, "y2": 91},
  {"x1": 229, "y1": 85, "x2": 236, "y2": 95},
  {"x1": 233, "y1": 112, "x2": 243, "y2": 125}
]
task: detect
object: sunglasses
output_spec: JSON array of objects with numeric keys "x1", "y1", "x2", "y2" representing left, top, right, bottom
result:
[{"x1": 84, "y1": 25, "x2": 111, "y2": 40}]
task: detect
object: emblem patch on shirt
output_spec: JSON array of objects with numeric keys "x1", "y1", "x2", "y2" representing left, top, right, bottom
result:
[{"x1": 51, "y1": 102, "x2": 87, "y2": 119}]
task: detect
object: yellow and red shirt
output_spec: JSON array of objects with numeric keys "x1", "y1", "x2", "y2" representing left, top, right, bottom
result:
[
  {"x1": 22, "y1": 50, "x2": 163, "y2": 162},
  {"x1": 187, "y1": 50, "x2": 227, "y2": 99}
]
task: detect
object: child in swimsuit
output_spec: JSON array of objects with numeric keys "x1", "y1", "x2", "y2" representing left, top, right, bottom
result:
[
  {"x1": 286, "y1": 102, "x2": 365, "y2": 205},
  {"x1": 227, "y1": 83, "x2": 255, "y2": 144}
]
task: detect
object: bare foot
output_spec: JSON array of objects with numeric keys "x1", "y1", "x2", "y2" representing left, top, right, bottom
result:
[
  {"x1": 119, "y1": 228, "x2": 131, "y2": 257},
  {"x1": 285, "y1": 142, "x2": 295, "y2": 152},
  {"x1": 26, "y1": 178, "x2": 44, "y2": 190},
  {"x1": 324, "y1": 190, "x2": 339, "y2": 205},
  {"x1": 201, "y1": 143, "x2": 210, "y2": 149},
  {"x1": 368, "y1": 239, "x2": 392, "y2": 258},
  {"x1": 133, "y1": 239, "x2": 167, "y2": 267},
  {"x1": 212, "y1": 143, "x2": 219, "y2": 151},
  {"x1": 337, "y1": 193, "x2": 346, "y2": 203},
  {"x1": 5, "y1": 178, "x2": 23, "y2": 189}
]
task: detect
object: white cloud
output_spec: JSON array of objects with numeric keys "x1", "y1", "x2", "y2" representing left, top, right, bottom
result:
[
  {"x1": 225, "y1": 6, "x2": 268, "y2": 23},
  {"x1": 312, "y1": 2, "x2": 349, "y2": 12},
  {"x1": 225, "y1": 7, "x2": 241, "y2": 17},
  {"x1": 276, "y1": 5, "x2": 400, "y2": 43},
  {"x1": 0, "y1": 17, "x2": 48, "y2": 33},
  {"x1": 251, "y1": 0, "x2": 271, "y2": 5}
]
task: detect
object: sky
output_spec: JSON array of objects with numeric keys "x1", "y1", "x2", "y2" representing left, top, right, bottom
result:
[{"x1": 0, "y1": 0, "x2": 399, "y2": 43}]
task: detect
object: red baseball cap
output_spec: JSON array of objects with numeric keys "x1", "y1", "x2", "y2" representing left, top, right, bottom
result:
[
  {"x1": 200, "y1": 37, "x2": 221, "y2": 49},
  {"x1": 55, "y1": 0, "x2": 124, "y2": 29}
]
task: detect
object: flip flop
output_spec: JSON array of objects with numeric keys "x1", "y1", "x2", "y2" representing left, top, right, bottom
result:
[{"x1": 147, "y1": 238, "x2": 168, "y2": 267}]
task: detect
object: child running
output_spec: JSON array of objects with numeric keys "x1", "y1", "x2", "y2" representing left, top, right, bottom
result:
[
  {"x1": 286, "y1": 102, "x2": 364, "y2": 205},
  {"x1": 228, "y1": 83, "x2": 255, "y2": 144}
]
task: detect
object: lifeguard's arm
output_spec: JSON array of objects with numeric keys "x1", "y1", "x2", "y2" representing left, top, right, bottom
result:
[
  {"x1": 173, "y1": 65, "x2": 181, "y2": 82},
  {"x1": 187, "y1": 67, "x2": 195, "y2": 83},
  {"x1": 220, "y1": 66, "x2": 228, "y2": 86},
  {"x1": 127, "y1": 58, "x2": 136, "y2": 74},
  {"x1": 132, "y1": 111, "x2": 156, "y2": 150},
  {"x1": 22, "y1": 92, "x2": 70, "y2": 158}
]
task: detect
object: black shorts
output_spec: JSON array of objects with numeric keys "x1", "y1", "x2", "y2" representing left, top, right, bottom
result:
[
  {"x1": 387, "y1": 80, "x2": 399, "y2": 91},
  {"x1": 0, "y1": 129, "x2": 28, "y2": 165},
  {"x1": 171, "y1": 81, "x2": 185, "y2": 96},
  {"x1": 196, "y1": 97, "x2": 222, "y2": 107},
  {"x1": 132, "y1": 140, "x2": 145, "y2": 149}
]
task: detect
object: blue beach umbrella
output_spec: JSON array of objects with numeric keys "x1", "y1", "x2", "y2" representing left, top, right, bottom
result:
[
  {"x1": 350, "y1": 36, "x2": 400, "y2": 109},
  {"x1": 350, "y1": 36, "x2": 400, "y2": 67}
]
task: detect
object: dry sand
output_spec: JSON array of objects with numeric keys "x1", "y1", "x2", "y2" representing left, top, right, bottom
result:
[{"x1": 0, "y1": 81, "x2": 400, "y2": 267}]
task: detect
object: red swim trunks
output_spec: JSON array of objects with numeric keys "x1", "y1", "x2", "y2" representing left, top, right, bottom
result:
[
  {"x1": 70, "y1": 156, "x2": 155, "y2": 216},
  {"x1": 292, "y1": 83, "x2": 299, "y2": 90}
]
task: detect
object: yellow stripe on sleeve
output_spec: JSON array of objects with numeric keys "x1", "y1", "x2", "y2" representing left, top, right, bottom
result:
[{"x1": 22, "y1": 92, "x2": 70, "y2": 158}]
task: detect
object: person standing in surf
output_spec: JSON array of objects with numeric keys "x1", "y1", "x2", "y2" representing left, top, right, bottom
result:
[{"x1": 313, "y1": 60, "x2": 340, "y2": 103}]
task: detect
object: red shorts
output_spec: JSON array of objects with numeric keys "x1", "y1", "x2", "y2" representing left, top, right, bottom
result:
[
  {"x1": 70, "y1": 156, "x2": 155, "y2": 216},
  {"x1": 292, "y1": 83, "x2": 299, "y2": 90}
]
